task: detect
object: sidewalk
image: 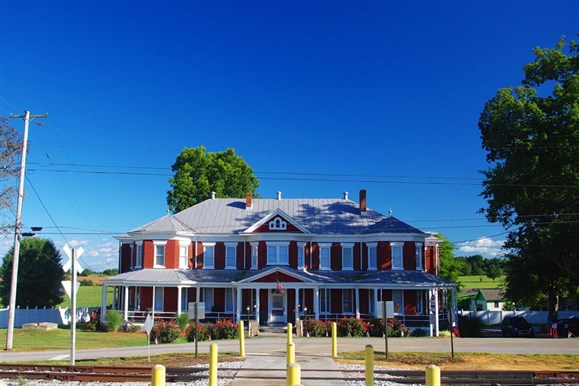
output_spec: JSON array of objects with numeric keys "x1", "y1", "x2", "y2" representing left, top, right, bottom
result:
[{"x1": 229, "y1": 350, "x2": 348, "y2": 385}]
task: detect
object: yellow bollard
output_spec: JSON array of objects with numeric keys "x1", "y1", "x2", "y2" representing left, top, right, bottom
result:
[
  {"x1": 287, "y1": 322, "x2": 293, "y2": 345},
  {"x1": 365, "y1": 344, "x2": 374, "y2": 386},
  {"x1": 287, "y1": 363, "x2": 301, "y2": 386},
  {"x1": 209, "y1": 343, "x2": 218, "y2": 386},
  {"x1": 425, "y1": 364, "x2": 441, "y2": 386},
  {"x1": 331, "y1": 322, "x2": 337, "y2": 358},
  {"x1": 287, "y1": 342, "x2": 295, "y2": 365},
  {"x1": 239, "y1": 320, "x2": 246, "y2": 357},
  {"x1": 151, "y1": 364, "x2": 165, "y2": 386}
]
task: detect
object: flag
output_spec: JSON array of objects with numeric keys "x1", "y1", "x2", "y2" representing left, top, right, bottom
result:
[{"x1": 277, "y1": 280, "x2": 284, "y2": 294}]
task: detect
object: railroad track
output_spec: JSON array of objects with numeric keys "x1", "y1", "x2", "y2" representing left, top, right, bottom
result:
[{"x1": 0, "y1": 364, "x2": 577, "y2": 384}]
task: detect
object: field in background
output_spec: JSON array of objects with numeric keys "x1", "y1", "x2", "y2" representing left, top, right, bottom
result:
[
  {"x1": 458, "y1": 275, "x2": 505, "y2": 289},
  {"x1": 59, "y1": 276, "x2": 113, "y2": 308}
]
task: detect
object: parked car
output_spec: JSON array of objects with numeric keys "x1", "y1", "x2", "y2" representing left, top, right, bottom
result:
[
  {"x1": 557, "y1": 316, "x2": 578, "y2": 338},
  {"x1": 501, "y1": 316, "x2": 535, "y2": 337}
]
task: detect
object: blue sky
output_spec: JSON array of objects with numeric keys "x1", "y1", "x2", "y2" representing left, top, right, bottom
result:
[{"x1": 1, "y1": 1, "x2": 577, "y2": 272}]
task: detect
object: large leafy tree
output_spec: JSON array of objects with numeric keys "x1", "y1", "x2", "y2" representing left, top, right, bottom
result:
[
  {"x1": 167, "y1": 146, "x2": 260, "y2": 213},
  {"x1": 479, "y1": 36, "x2": 579, "y2": 320},
  {"x1": 0, "y1": 117, "x2": 22, "y2": 234},
  {"x1": 0, "y1": 238, "x2": 64, "y2": 307}
]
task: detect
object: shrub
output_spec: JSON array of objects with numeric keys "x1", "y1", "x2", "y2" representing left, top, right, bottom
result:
[
  {"x1": 185, "y1": 322, "x2": 212, "y2": 342},
  {"x1": 458, "y1": 316, "x2": 483, "y2": 337},
  {"x1": 150, "y1": 320, "x2": 181, "y2": 344},
  {"x1": 303, "y1": 318, "x2": 328, "y2": 337},
  {"x1": 366, "y1": 317, "x2": 409, "y2": 337},
  {"x1": 104, "y1": 310, "x2": 123, "y2": 332},
  {"x1": 337, "y1": 317, "x2": 368, "y2": 337},
  {"x1": 439, "y1": 330, "x2": 451, "y2": 337},
  {"x1": 176, "y1": 313, "x2": 190, "y2": 332},
  {"x1": 410, "y1": 328, "x2": 428, "y2": 337},
  {"x1": 213, "y1": 319, "x2": 238, "y2": 340}
]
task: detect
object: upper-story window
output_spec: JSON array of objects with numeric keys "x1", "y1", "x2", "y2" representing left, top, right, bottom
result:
[
  {"x1": 367, "y1": 243, "x2": 377, "y2": 271},
  {"x1": 225, "y1": 244, "x2": 237, "y2": 269},
  {"x1": 269, "y1": 218, "x2": 287, "y2": 230},
  {"x1": 154, "y1": 242, "x2": 165, "y2": 267},
  {"x1": 391, "y1": 242, "x2": 403, "y2": 270},
  {"x1": 342, "y1": 243, "x2": 354, "y2": 270},
  {"x1": 415, "y1": 243, "x2": 423, "y2": 271},
  {"x1": 179, "y1": 243, "x2": 189, "y2": 269},
  {"x1": 319, "y1": 244, "x2": 331, "y2": 270},
  {"x1": 204, "y1": 244, "x2": 215, "y2": 269},
  {"x1": 267, "y1": 242, "x2": 289, "y2": 265},
  {"x1": 297, "y1": 242, "x2": 305, "y2": 269},
  {"x1": 135, "y1": 242, "x2": 143, "y2": 268}
]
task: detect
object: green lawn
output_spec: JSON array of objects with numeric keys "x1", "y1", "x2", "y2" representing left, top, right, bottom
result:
[
  {"x1": 458, "y1": 275, "x2": 505, "y2": 289},
  {"x1": 58, "y1": 285, "x2": 113, "y2": 308}
]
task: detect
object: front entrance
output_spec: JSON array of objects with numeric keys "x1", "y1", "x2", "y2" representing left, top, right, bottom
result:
[{"x1": 269, "y1": 290, "x2": 286, "y2": 324}]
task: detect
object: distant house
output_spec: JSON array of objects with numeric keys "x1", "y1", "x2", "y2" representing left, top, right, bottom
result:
[
  {"x1": 458, "y1": 288, "x2": 506, "y2": 311},
  {"x1": 101, "y1": 190, "x2": 457, "y2": 336}
]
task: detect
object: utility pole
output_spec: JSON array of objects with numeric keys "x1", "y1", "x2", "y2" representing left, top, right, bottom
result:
[{"x1": 6, "y1": 111, "x2": 48, "y2": 351}]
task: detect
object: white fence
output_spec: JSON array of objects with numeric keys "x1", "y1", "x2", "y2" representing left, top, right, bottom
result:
[
  {"x1": 0, "y1": 307, "x2": 94, "y2": 328},
  {"x1": 459, "y1": 310, "x2": 577, "y2": 325}
]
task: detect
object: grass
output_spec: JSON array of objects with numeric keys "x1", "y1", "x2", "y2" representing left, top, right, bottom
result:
[
  {"x1": 58, "y1": 285, "x2": 113, "y2": 308},
  {"x1": 458, "y1": 275, "x2": 505, "y2": 289}
]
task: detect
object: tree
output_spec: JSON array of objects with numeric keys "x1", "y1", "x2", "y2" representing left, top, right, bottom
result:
[
  {"x1": 167, "y1": 146, "x2": 260, "y2": 213},
  {"x1": 436, "y1": 233, "x2": 462, "y2": 286},
  {"x1": 0, "y1": 117, "x2": 22, "y2": 234},
  {"x1": 0, "y1": 238, "x2": 64, "y2": 307},
  {"x1": 479, "y1": 36, "x2": 579, "y2": 321}
]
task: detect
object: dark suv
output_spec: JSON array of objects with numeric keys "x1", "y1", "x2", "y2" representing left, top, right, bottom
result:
[
  {"x1": 557, "y1": 316, "x2": 578, "y2": 338},
  {"x1": 501, "y1": 316, "x2": 535, "y2": 337}
]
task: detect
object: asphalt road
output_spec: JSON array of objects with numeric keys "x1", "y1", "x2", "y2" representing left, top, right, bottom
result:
[{"x1": 0, "y1": 335, "x2": 577, "y2": 363}]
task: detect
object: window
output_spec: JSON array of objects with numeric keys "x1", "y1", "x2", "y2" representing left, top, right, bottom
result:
[
  {"x1": 391, "y1": 242, "x2": 403, "y2": 270},
  {"x1": 320, "y1": 289, "x2": 331, "y2": 314},
  {"x1": 393, "y1": 290, "x2": 403, "y2": 315},
  {"x1": 343, "y1": 289, "x2": 354, "y2": 314},
  {"x1": 180, "y1": 288, "x2": 188, "y2": 312},
  {"x1": 179, "y1": 243, "x2": 189, "y2": 268},
  {"x1": 269, "y1": 217, "x2": 287, "y2": 230},
  {"x1": 267, "y1": 243, "x2": 289, "y2": 265},
  {"x1": 297, "y1": 243, "x2": 305, "y2": 269},
  {"x1": 417, "y1": 292, "x2": 424, "y2": 314},
  {"x1": 367, "y1": 243, "x2": 377, "y2": 271},
  {"x1": 415, "y1": 243, "x2": 423, "y2": 271},
  {"x1": 154, "y1": 287, "x2": 164, "y2": 311},
  {"x1": 225, "y1": 245, "x2": 236, "y2": 269},
  {"x1": 319, "y1": 244, "x2": 331, "y2": 270},
  {"x1": 154, "y1": 243, "x2": 165, "y2": 267},
  {"x1": 204, "y1": 288, "x2": 214, "y2": 311},
  {"x1": 342, "y1": 244, "x2": 353, "y2": 270},
  {"x1": 203, "y1": 244, "x2": 215, "y2": 269},
  {"x1": 225, "y1": 288, "x2": 234, "y2": 312},
  {"x1": 136, "y1": 243, "x2": 143, "y2": 268}
]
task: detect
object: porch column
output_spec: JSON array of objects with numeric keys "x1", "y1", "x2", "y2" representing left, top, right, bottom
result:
[
  {"x1": 196, "y1": 286, "x2": 200, "y2": 302},
  {"x1": 434, "y1": 288, "x2": 440, "y2": 337},
  {"x1": 294, "y1": 288, "x2": 300, "y2": 324},
  {"x1": 236, "y1": 286, "x2": 242, "y2": 322},
  {"x1": 151, "y1": 286, "x2": 156, "y2": 319},
  {"x1": 355, "y1": 287, "x2": 360, "y2": 319},
  {"x1": 177, "y1": 286, "x2": 182, "y2": 314},
  {"x1": 100, "y1": 285, "x2": 107, "y2": 322},
  {"x1": 428, "y1": 289, "x2": 434, "y2": 337},
  {"x1": 313, "y1": 287, "x2": 320, "y2": 320},
  {"x1": 373, "y1": 288, "x2": 378, "y2": 317},
  {"x1": 123, "y1": 286, "x2": 129, "y2": 321},
  {"x1": 255, "y1": 288, "x2": 261, "y2": 326}
]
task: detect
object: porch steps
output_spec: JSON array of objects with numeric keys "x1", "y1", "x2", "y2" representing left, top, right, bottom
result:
[{"x1": 259, "y1": 323, "x2": 288, "y2": 334}]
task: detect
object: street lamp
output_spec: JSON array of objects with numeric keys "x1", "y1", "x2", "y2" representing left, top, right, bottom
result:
[{"x1": 246, "y1": 306, "x2": 251, "y2": 338}]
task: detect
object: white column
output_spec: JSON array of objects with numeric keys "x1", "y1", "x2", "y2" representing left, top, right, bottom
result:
[
  {"x1": 434, "y1": 288, "x2": 440, "y2": 337},
  {"x1": 428, "y1": 290, "x2": 434, "y2": 337},
  {"x1": 314, "y1": 287, "x2": 320, "y2": 320},
  {"x1": 255, "y1": 288, "x2": 261, "y2": 326},
  {"x1": 196, "y1": 286, "x2": 200, "y2": 302},
  {"x1": 151, "y1": 286, "x2": 156, "y2": 319},
  {"x1": 123, "y1": 286, "x2": 129, "y2": 321},
  {"x1": 236, "y1": 286, "x2": 242, "y2": 322},
  {"x1": 100, "y1": 285, "x2": 107, "y2": 322},
  {"x1": 294, "y1": 288, "x2": 300, "y2": 323},
  {"x1": 177, "y1": 286, "x2": 182, "y2": 314},
  {"x1": 355, "y1": 287, "x2": 360, "y2": 319},
  {"x1": 373, "y1": 288, "x2": 378, "y2": 316}
]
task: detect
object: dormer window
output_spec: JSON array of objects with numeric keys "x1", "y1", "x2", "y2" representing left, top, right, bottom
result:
[{"x1": 269, "y1": 217, "x2": 287, "y2": 230}]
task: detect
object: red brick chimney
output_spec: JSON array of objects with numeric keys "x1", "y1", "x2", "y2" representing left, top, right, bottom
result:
[
  {"x1": 246, "y1": 192, "x2": 253, "y2": 209},
  {"x1": 359, "y1": 189, "x2": 367, "y2": 212}
]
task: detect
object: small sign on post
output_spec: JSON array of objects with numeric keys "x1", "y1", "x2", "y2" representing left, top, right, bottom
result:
[
  {"x1": 188, "y1": 302, "x2": 205, "y2": 358},
  {"x1": 376, "y1": 301, "x2": 394, "y2": 359},
  {"x1": 142, "y1": 314, "x2": 154, "y2": 362}
]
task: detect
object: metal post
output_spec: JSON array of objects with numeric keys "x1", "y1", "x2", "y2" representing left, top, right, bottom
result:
[
  {"x1": 6, "y1": 111, "x2": 47, "y2": 351},
  {"x1": 71, "y1": 248, "x2": 77, "y2": 365}
]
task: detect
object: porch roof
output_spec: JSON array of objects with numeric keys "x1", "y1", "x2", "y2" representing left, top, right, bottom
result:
[{"x1": 102, "y1": 267, "x2": 456, "y2": 289}]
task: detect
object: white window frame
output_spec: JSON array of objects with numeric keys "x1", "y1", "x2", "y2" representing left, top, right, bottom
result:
[
  {"x1": 342, "y1": 243, "x2": 354, "y2": 271},
  {"x1": 154, "y1": 242, "x2": 166, "y2": 268},
  {"x1": 343, "y1": 289, "x2": 354, "y2": 314},
  {"x1": 203, "y1": 243, "x2": 215, "y2": 269},
  {"x1": 269, "y1": 218, "x2": 287, "y2": 230},
  {"x1": 319, "y1": 243, "x2": 331, "y2": 270},
  {"x1": 320, "y1": 288, "x2": 331, "y2": 314},
  {"x1": 391, "y1": 242, "x2": 404, "y2": 270},
  {"x1": 415, "y1": 243, "x2": 423, "y2": 271},
  {"x1": 135, "y1": 242, "x2": 143, "y2": 268},
  {"x1": 297, "y1": 242, "x2": 305, "y2": 269},
  {"x1": 267, "y1": 242, "x2": 289, "y2": 265},
  {"x1": 179, "y1": 241, "x2": 189, "y2": 269},
  {"x1": 367, "y1": 243, "x2": 377, "y2": 271},
  {"x1": 225, "y1": 243, "x2": 237, "y2": 269}
]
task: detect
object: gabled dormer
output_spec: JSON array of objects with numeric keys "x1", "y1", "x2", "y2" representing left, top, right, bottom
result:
[{"x1": 242, "y1": 208, "x2": 310, "y2": 234}]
